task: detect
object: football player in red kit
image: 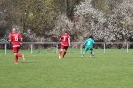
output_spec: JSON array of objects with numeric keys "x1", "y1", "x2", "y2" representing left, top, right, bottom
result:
[
  {"x1": 9, "y1": 28, "x2": 25, "y2": 64},
  {"x1": 59, "y1": 31, "x2": 70, "y2": 59}
]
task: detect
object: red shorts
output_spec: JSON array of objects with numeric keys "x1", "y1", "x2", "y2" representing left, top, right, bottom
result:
[
  {"x1": 13, "y1": 47, "x2": 20, "y2": 53},
  {"x1": 60, "y1": 45, "x2": 68, "y2": 50}
]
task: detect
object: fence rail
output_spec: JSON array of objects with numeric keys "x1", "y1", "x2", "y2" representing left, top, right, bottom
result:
[{"x1": 0, "y1": 42, "x2": 133, "y2": 54}]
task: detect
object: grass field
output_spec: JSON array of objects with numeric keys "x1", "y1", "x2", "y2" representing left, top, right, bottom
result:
[{"x1": 0, "y1": 49, "x2": 133, "y2": 88}]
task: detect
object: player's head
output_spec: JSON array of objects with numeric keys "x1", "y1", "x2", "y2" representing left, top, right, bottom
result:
[
  {"x1": 64, "y1": 30, "x2": 68, "y2": 34},
  {"x1": 12, "y1": 28, "x2": 17, "y2": 32},
  {"x1": 89, "y1": 35, "x2": 93, "y2": 39}
]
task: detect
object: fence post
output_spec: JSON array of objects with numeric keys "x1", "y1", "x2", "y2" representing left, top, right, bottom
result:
[
  {"x1": 56, "y1": 43, "x2": 58, "y2": 54},
  {"x1": 104, "y1": 43, "x2": 106, "y2": 53},
  {"x1": 5, "y1": 44, "x2": 7, "y2": 54},
  {"x1": 31, "y1": 44, "x2": 33, "y2": 54},
  {"x1": 127, "y1": 42, "x2": 128, "y2": 53}
]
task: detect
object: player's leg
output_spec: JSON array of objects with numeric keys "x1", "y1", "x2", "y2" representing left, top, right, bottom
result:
[
  {"x1": 59, "y1": 45, "x2": 64, "y2": 59},
  {"x1": 62, "y1": 49, "x2": 66, "y2": 58},
  {"x1": 82, "y1": 46, "x2": 89, "y2": 57},
  {"x1": 16, "y1": 47, "x2": 25, "y2": 60},
  {"x1": 90, "y1": 48, "x2": 94, "y2": 57},
  {"x1": 90, "y1": 48, "x2": 93, "y2": 57},
  {"x1": 13, "y1": 47, "x2": 18, "y2": 64},
  {"x1": 62, "y1": 46, "x2": 68, "y2": 58},
  {"x1": 14, "y1": 53, "x2": 18, "y2": 64},
  {"x1": 15, "y1": 47, "x2": 25, "y2": 60},
  {"x1": 59, "y1": 49, "x2": 63, "y2": 59}
]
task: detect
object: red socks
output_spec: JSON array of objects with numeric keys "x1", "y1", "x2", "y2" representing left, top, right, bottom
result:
[
  {"x1": 63, "y1": 52, "x2": 66, "y2": 58},
  {"x1": 15, "y1": 56, "x2": 18, "y2": 63},
  {"x1": 59, "y1": 51, "x2": 67, "y2": 58}
]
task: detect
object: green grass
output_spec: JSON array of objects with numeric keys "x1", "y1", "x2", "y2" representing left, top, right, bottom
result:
[{"x1": 0, "y1": 49, "x2": 133, "y2": 88}]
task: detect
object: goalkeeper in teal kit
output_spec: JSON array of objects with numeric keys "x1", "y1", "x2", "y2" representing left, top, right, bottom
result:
[{"x1": 82, "y1": 36, "x2": 95, "y2": 58}]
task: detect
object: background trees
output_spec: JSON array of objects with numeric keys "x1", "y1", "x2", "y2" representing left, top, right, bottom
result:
[{"x1": 0, "y1": 0, "x2": 133, "y2": 42}]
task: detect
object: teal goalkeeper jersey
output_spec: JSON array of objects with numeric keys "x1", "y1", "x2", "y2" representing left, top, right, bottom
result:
[{"x1": 84, "y1": 38, "x2": 94, "y2": 48}]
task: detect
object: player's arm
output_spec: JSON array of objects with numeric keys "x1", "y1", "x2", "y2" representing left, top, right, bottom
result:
[
  {"x1": 82, "y1": 40, "x2": 87, "y2": 47},
  {"x1": 93, "y1": 39, "x2": 95, "y2": 43},
  {"x1": 9, "y1": 39, "x2": 11, "y2": 42},
  {"x1": 20, "y1": 37, "x2": 22, "y2": 42},
  {"x1": 19, "y1": 38, "x2": 23, "y2": 46},
  {"x1": 68, "y1": 37, "x2": 70, "y2": 46},
  {"x1": 8, "y1": 38, "x2": 12, "y2": 48},
  {"x1": 9, "y1": 34, "x2": 12, "y2": 44},
  {"x1": 19, "y1": 34, "x2": 23, "y2": 45},
  {"x1": 8, "y1": 40, "x2": 12, "y2": 45}
]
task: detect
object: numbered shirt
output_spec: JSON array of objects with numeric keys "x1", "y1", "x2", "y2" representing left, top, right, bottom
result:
[
  {"x1": 9, "y1": 32, "x2": 22, "y2": 47},
  {"x1": 60, "y1": 33, "x2": 70, "y2": 46},
  {"x1": 84, "y1": 38, "x2": 94, "y2": 48}
]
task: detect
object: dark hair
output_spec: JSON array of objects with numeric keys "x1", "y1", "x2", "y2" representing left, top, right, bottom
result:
[
  {"x1": 89, "y1": 35, "x2": 93, "y2": 39},
  {"x1": 64, "y1": 30, "x2": 68, "y2": 33}
]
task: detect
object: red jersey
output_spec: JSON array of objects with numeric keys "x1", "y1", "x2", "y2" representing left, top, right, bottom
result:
[
  {"x1": 9, "y1": 32, "x2": 22, "y2": 47},
  {"x1": 60, "y1": 33, "x2": 70, "y2": 46}
]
